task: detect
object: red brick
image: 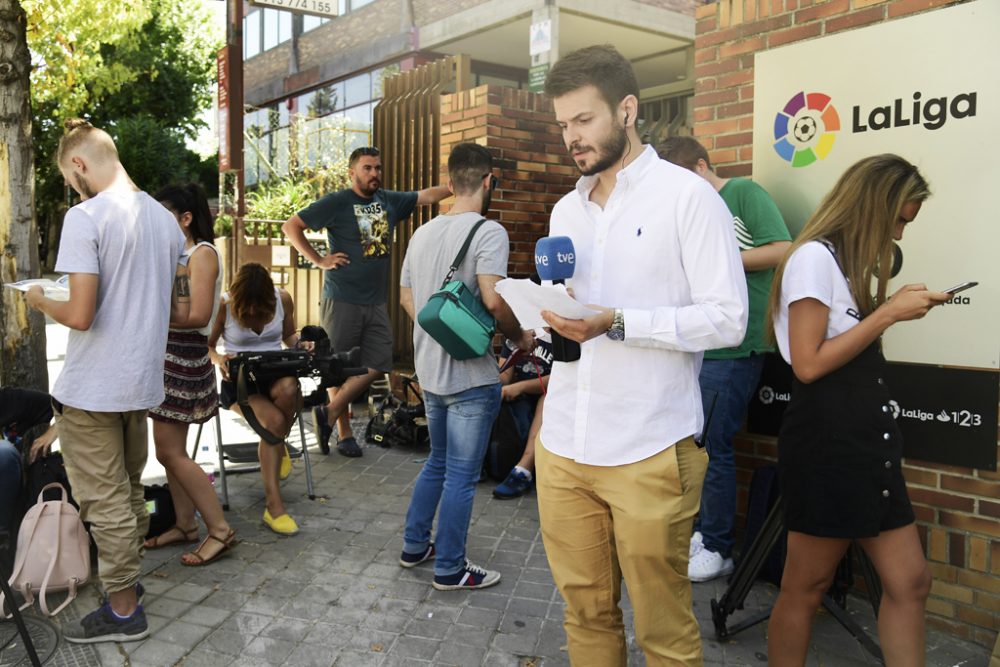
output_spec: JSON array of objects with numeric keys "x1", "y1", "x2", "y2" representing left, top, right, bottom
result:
[
  {"x1": 696, "y1": 46, "x2": 719, "y2": 65},
  {"x1": 794, "y1": 0, "x2": 850, "y2": 23},
  {"x1": 825, "y1": 5, "x2": 885, "y2": 33},
  {"x1": 739, "y1": 14, "x2": 792, "y2": 37},
  {"x1": 926, "y1": 616, "x2": 972, "y2": 640},
  {"x1": 768, "y1": 22, "x2": 822, "y2": 48},
  {"x1": 720, "y1": 36, "x2": 766, "y2": 59},
  {"x1": 956, "y1": 605, "x2": 996, "y2": 630},
  {"x1": 981, "y1": 501, "x2": 1000, "y2": 520},
  {"x1": 958, "y1": 569, "x2": 1000, "y2": 596},
  {"x1": 698, "y1": 26, "x2": 743, "y2": 48},
  {"x1": 739, "y1": 145, "x2": 754, "y2": 161},
  {"x1": 902, "y1": 466, "x2": 939, "y2": 487},
  {"x1": 693, "y1": 89, "x2": 740, "y2": 108},
  {"x1": 696, "y1": 2, "x2": 718, "y2": 19},
  {"x1": 695, "y1": 59, "x2": 742, "y2": 79},
  {"x1": 909, "y1": 488, "x2": 975, "y2": 513},
  {"x1": 696, "y1": 78, "x2": 718, "y2": 94},
  {"x1": 941, "y1": 511, "x2": 1000, "y2": 538},
  {"x1": 696, "y1": 16, "x2": 718, "y2": 35},
  {"x1": 718, "y1": 69, "x2": 755, "y2": 90},
  {"x1": 717, "y1": 131, "x2": 754, "y2": 148},
  {"x1": 950, "y1": 532, "x2": 966, "y2": 567},
  {"x1": 912, "y1": 504, "x2": 935, "y2": 523},
  {"x1": 694, "y1": 107, "x2": 716, "y2": 123},
  {"x1": 740, "y1": 84, "x2": 755, "y2": 101},
  {"x1": 696, "y1": 118, "x2": 743, "y2": 136},
  {"x1": 717, "y1": 162, "x2": 753, "y2": 177},
  {"x1": 942, "y1": 474, "x2": 1000, "y2": 497},
  {"x1": 719, "y1": 101, "x2": 755, "y2": 118},
  {"x1": 739, "y1": 116, "x2": 755, "y2": 130},
  {"x1": 888, "y1": 0, "x2": 956, "y2": 18}
]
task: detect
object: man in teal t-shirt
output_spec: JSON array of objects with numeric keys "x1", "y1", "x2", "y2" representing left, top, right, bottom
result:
[
  {"x1": 659, "y1": 137, "x2": 791, "y2": 582},
  {"x1": 283, "y1": 146, "x2": 450, "y2": 457}
]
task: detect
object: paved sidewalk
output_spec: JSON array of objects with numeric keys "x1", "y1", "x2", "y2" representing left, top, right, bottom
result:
[{"x1": 0, "y1": 324, "x2": 990, "y2": 666}]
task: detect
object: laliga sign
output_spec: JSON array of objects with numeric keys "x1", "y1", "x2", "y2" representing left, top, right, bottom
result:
[{"x1": 774, "y1": 89, "x2": 978, "y2": 167}]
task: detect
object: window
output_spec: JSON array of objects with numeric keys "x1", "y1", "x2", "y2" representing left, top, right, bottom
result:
[
  {"x1": 262, "y1": 9, "x2": 279, "y2": 51},
  {"x1": 344, "y1": 73, "x2": 370, "y2": 108},
  {"x1": 351, "y1": 0, "x2": 375, "y2": 8},
  {"x1": 244, "y1": 9, "x2": 260, "y2": 59}
]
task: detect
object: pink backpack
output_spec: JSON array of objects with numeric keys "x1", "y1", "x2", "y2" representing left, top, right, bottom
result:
[{"x1": 2, "y1": 483, "x2": 90, "y2": 617}]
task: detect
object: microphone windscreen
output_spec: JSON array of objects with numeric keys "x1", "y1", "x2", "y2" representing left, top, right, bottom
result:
[{"x1": 535, "y1": 236, "x2": 576, "y2": 281}]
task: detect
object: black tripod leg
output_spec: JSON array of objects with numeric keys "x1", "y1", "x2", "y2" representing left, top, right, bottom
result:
[
  {"x1": 854, "y1": 542, "x2": 883, "y2": 618},
  {"x1": 711, "y1": 496, "x2": 785, "y2": 639},
  {"x1": 0, "y1": 577, "x2": 42, "y2": 667},
  {"x1": 820, "y1": 593, "x2": 885, "y2": 664}
]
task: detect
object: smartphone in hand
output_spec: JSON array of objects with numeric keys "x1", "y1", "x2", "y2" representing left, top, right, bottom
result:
[{"x1": 942, "y1": 281, "x2": 978, "y2": 295}]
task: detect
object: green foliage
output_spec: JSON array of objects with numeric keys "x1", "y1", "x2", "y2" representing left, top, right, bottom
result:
[
  {"x1": 244, "y1": 162, "x2": 352, "y2": 238},
  {"x1": 26, "y1": 0, "x2": 223, "y2": 265}
]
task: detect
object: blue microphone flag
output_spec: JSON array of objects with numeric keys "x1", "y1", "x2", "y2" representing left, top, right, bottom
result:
[{"x1": 535, "y1": 236, "x2": 576, "y2": 282}]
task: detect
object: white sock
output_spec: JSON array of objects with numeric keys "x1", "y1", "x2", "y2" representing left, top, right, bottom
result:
[{"x1": 513, "y1": 465, "x2": 533, "y2": 481}]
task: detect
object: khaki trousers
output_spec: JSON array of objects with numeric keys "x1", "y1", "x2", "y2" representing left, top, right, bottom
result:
[
  {"x1": 536, "y1": 436, "x2": 709, "y2": 666},
  {"x1": 54, "y1": 404, "x2": 149, "y2": 593}
]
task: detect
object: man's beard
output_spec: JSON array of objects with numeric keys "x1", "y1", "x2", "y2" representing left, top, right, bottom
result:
[
  {"x1": 572, "y1": 121, "x2": 628, "y2": 177},
  {"x1": 355, "y1": 176, "x2": 380, "y2": 197}
]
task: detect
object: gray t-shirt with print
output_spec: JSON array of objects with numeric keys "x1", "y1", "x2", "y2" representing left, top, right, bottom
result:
[{"x1": 400, "y1": 212, "x2": 509, "y2": 396}]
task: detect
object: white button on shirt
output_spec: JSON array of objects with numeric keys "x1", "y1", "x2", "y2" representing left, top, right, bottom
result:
[{"x1": 539, "y1": 146, "x2": 748, "y2": 466}]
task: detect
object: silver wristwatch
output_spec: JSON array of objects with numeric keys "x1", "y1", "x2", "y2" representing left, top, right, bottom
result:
[{"x1": 606, "y1": 308, "x2": 625, "y2": 341}]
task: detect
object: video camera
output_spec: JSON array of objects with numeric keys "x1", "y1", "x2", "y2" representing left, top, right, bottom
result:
[{"x1": 231, "y1": 325, "x2": 366, "y2": 444}]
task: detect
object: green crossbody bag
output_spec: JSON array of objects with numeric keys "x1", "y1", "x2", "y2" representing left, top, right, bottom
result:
[{"x1": 417, "y1": 218, "x2": 496, "y2": 360}]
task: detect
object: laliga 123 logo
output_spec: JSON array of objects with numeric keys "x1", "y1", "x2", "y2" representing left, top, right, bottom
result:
[{"x1": 773, "y1": 91, "x2": 841, "y2": 168}]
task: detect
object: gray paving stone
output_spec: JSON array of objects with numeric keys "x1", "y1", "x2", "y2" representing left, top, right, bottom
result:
[
  {"x1": 404, "y1": 617, "x2": 452, "y2": 640},
  {"x1": 261, "y1": 616, "x2": 314, "y2": 642},
  {"x1": 242, "y1": 635, "x2": 297, "y2": 663},
  {"x1": 129, "y1": 637, "x2": 189, "y2": 665},
  {"x1": 156, "y1": 619, "x2": 214, "y2": 648},
  {"x1": 437, "y1": 641, "x2": 489, "y2": 666},
  {"x1": 390, "y1": 635, "x2": 440, "y2": 660},
  {"x1": 285, "y1": 644, "x2": 339, "y2": 667},
  {"x1": 176, "y1": 647, "x2": 238, "y2": 667}
]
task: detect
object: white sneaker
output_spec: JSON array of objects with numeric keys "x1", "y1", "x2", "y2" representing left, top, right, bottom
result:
[
  {"x1": 688, "y1": 548, "x2": 734, "y2": 582},
  {"x1": 689, "y1": 531, "x2": 704, "y2": 558}
]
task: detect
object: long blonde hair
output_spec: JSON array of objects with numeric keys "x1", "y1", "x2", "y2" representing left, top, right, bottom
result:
[{"x1": 765, "y1": 154, "x2": 930, "y2": 342}]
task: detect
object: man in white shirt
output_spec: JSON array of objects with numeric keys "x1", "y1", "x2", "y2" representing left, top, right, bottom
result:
[
  {"x1": 537, "y1": 45, "x2": 748, "y2": 665},
  {"x1": 26, "y1": 119, "x2": 184, "y2": 643}
]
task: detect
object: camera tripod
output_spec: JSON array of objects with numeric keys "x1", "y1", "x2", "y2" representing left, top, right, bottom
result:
[{"x1": 709, "y1": 497, "x2": 886, "y2": 664}]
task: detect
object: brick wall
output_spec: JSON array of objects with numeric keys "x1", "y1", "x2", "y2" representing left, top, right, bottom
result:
[
  {"x1": 438, "y1": 85, "x2": 577, "y2": 277},
  {"x1": 695, "y1": 0, "x2": 996, "y2": 647}
]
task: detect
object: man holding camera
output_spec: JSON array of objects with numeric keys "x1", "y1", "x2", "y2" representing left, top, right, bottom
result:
[
  {"x1": 282, "y1": 147, "x2": 450, "y2": 458},
  {"x1": 26, "y1": 119, "x2": 185, "y2": 643},
  {"x1": 397, "y1": 143, "x2": 533, "y2": 590}
]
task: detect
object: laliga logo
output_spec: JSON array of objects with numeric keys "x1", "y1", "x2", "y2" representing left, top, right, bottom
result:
[
  {"x1": 773, "y1": 91, "x2": 840, "y2": 168},
  {"x1": 758, "y1": 385, "x2": 790, "y2": 405},
  {"x1": 888, "y1": 400, "x2": 901, "y2": 419}
]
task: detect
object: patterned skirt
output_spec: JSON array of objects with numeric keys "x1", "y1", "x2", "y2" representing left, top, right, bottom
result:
[{"x1": 149, "y1": 331, "x2": 219, "y2": 424}]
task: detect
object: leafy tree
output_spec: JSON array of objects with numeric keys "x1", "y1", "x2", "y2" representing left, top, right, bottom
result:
[
  {"x1": 24, "y1": 0, "x2": 222, "y2": 267},
  {"x1": 0, "y1": 0, "x2": 47, "y2": 388}
]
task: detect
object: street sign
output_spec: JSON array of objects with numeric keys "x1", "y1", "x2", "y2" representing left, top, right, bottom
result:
[
  {"x1": 249, "y1": 0, "x2": 339, "y2": 19},
  {"x1": 528, "y1": 64, "x2": 549, "y2": 94}
]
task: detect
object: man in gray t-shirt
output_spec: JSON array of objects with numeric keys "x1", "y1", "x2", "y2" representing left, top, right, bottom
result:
[
  {"x1": 397, "y1": 143, "x2": 532, "y2": 591},
  {"x1": 26, "y1": 119, "x2": 184, "y2": 643}
]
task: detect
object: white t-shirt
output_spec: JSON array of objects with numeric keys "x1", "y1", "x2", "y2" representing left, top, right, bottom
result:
[
  {"x1": 53, "y1": 190, "x2": 185, "y2": 411},
  {"x1": 774, "y1": 240, "x2": 863, "y2": 364}
]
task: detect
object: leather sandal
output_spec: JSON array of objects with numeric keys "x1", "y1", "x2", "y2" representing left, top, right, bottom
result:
[
  {"x1": 144, "y1": 525, "x2": 199, "y2": 550},
  {"x1": 180, "y1": 529, "x2": 237, "y2": 567}
]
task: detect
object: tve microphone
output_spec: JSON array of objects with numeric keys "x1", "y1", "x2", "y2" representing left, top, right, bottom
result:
[{"x1": 535, "y1": 236, "x2": 581, "y2": 362}]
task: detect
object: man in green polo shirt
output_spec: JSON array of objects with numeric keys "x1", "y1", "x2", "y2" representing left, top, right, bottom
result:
[
  {"x1": 659, "y1": 136, "x2": 792, "y2": 582},
  {"x1": 283, "y1": 146, "x2": 450, "y2": 457}
]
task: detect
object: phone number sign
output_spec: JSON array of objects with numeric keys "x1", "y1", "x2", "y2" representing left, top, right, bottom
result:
[{"x1": 249, "y1": 0, "x2": 338, "y2": 18}]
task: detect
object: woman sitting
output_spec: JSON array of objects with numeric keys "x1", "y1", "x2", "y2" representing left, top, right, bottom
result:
[{"x1": 208, "y1": 262, "x2": 305, "y2": 536}]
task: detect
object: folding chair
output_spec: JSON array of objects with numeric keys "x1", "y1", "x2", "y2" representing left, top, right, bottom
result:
[{"x1": 191, "y1": 399, "x2": 317, "y2": 512}]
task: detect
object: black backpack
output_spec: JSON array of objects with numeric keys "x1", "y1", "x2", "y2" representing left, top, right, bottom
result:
[{"x1": 482, "y1": 403, "x2": 526, "y2": 482}]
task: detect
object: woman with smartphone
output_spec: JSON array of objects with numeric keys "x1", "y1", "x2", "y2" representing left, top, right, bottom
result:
[{"x1": 765, "y1": 155, "x2": 951, "y2": 665}]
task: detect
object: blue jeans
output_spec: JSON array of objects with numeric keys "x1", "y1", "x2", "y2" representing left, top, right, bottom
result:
[
  {"x1": 696, "y1": 355, "x2": 765, "y2": 557},
  {"x1": 403, "y1": 383, "x2": 501, "y2": 576},
  {"x1": 0, "y1": 438, "x2": 22, "y2": 533}
]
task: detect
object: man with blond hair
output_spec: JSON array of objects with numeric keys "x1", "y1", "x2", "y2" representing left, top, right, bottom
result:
[{"x1": 26, "y1": 119, "x2": 184, "y2": 643}]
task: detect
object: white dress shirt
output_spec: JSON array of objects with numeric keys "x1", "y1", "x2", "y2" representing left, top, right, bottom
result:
[{"x1": 539, "y1": 146, "x2": 748, "y2": 466}]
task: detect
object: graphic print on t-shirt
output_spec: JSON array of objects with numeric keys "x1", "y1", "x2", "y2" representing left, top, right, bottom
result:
[
  {"x1": 354, "y1": 201, "x2": 391, "y2": 258},
  {"x1": 733, "y1": 216, "x2": 754, "y2": 250}
]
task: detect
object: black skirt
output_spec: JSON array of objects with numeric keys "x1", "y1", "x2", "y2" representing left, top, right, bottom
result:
[{"x1": 777, "y1": 342, "x2": 914, "y2": 538}]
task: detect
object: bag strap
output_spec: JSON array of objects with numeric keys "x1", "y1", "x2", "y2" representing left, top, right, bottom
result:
[
  {"x1": 38, "y1": 498, "x2": 68, "y2": 616},
  {"x1": 440, "y1": 218, "x2": 488, "y2": 288},
  {"x1": 2, "y1": 500, "x2": 49, "y2": 618}
]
